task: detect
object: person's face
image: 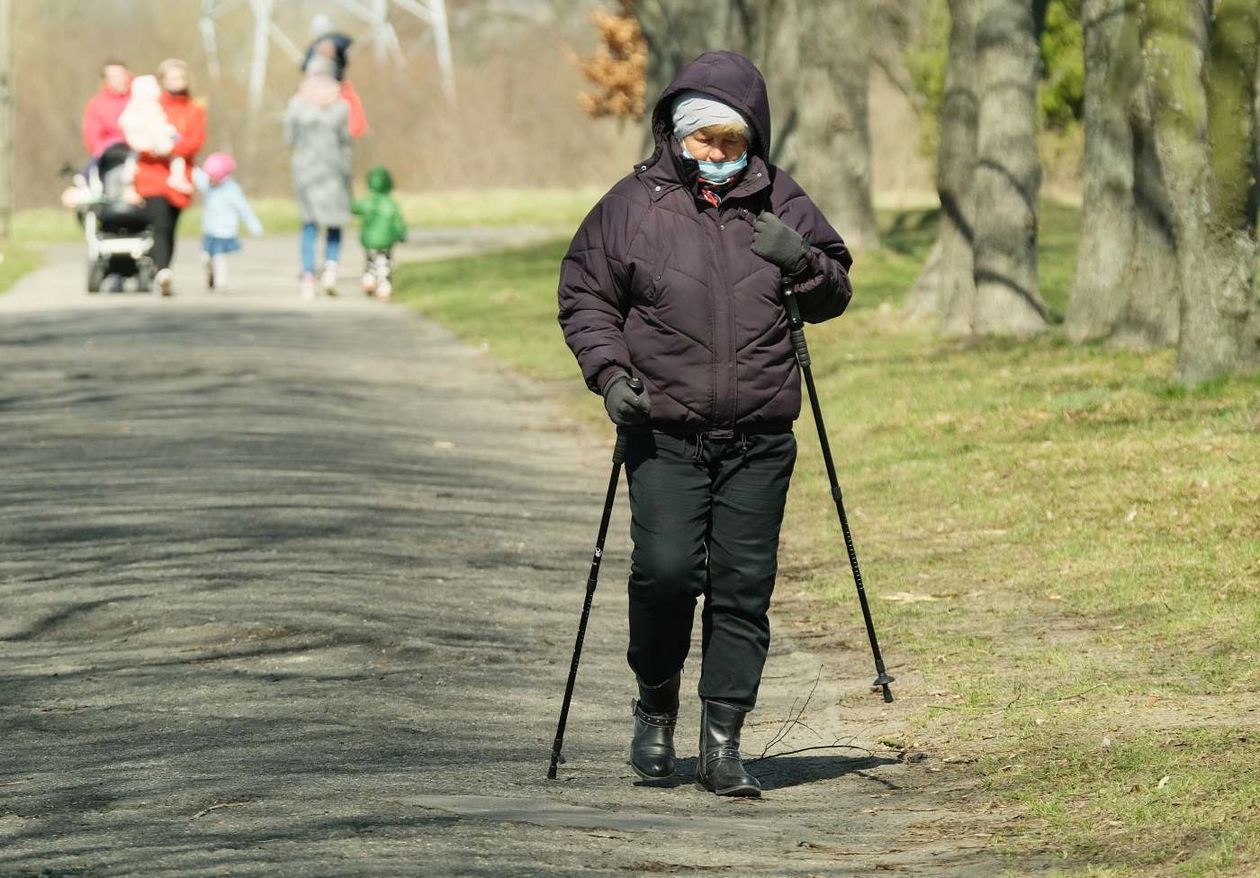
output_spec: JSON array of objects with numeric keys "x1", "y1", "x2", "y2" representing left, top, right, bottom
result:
[
  {"x1": 102, "y1": 65, "x2": 130, "y2": 95},
  {"x1": 161, "y1": 65, "x2": 189, "y2": 94},
  {"x1": 682, "y1": 128, "x2": 747, "y2": 163},
  {"x1": 316, "y1": 39, "x2": 337, "y2": 59}
]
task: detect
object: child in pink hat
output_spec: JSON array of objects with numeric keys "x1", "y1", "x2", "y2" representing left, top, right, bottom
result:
[{"x1": 193, "y1": 151, "x2": 263, "y2": 291}]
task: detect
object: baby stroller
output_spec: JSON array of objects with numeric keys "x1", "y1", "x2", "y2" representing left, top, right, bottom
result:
[{"x1": 75, "y1": 142, "x2": 155, "y2": 293}]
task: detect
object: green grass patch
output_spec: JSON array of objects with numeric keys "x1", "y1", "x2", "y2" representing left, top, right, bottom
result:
[
  {"x1": 392, "y1": 198, "x2": 1260, "y2": 874},
  {"x1": 13, "y1": 187, "x2": 606, "y2": 244},
  {"x1": 0, "y1": 241, "x2": 41, "y2": 294}
]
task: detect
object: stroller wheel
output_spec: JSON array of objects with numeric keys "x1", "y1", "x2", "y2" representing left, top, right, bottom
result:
[
  {"x1": 87, "y1": 259, "x2": 106, "y2": 293},
  {"x1": 136, "y1": 262, "x2": 154, "y2": 293}
]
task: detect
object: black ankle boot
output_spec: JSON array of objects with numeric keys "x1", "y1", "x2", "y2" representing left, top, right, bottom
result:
[
  {"x1": 629, "y1": 673, "x2": 680, "y2": 780},
  {"x1": 695, "y1": 699, "x2": 761, "y2": 797}
]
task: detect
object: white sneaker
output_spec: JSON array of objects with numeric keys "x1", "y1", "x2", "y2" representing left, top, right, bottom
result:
[
  {"x1": 300, "y1": 272, "x2": 317, "y2": 300},
  {"x1": 156, "y1": 268, "x2": 174, "y2": 297},
  {"x1": 362, "y1": 272, "x2": 377, "y2": 295},
  {"x1": 321, "y1": 261, "x2": 339, "y2": 296},
  {"x1": 374, "y1": 280, "x2": 392, "y2": 302}
]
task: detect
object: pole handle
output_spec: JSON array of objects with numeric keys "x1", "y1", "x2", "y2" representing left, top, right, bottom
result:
[
  {"x1": 611, "y1": 377, "x2": 645, "y2": 464},
  {"x1": 790, "y1": 328, "x2": 810, "y2": 368}
]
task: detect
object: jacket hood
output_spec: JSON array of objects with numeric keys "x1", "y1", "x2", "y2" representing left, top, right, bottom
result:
[
  {"x1": 650, "y1": 51, "x2": 771, "y2": 160},
  {"x1": 367, "y1": 166, "x2": 393, "y2": 194}
]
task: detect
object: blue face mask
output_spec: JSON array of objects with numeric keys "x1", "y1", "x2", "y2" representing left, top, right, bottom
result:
[{"x1": 682, "y1": 146, "x2": 749, "y2": 185}]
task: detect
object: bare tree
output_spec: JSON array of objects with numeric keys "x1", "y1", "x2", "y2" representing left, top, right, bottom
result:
[
  {"x1": 970, "y1": 0, "x2": 1049, "y2": 335},
  {"x1": 1067, "y1": 0, "x2": 1179, "y2": 347},
  {"x1": 904, "y1": 0, "x2": 978, "y2": 331},
  {"x1": 793, "y1": 0, "x2": 880, "y2": 248},
  {"x1": 1141, "y1": 0, "x2": 1259, "y2": 383}
]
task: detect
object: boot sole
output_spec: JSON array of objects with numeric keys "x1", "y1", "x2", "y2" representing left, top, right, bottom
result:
[
  {"x1": 629, "y1": 759, "x2": 676, "y2": 783},
  {"x1": 695, "y1": 778, "x2": 762, "y2": 798}
]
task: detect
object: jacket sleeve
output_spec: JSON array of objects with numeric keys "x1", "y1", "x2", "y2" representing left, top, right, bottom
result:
[
  {"x1": 557, "y1": 197, "x2": 634, "y2": 394},
  {"x1": 342, "y1": 83, "x2": 368, "y2": 138},
  {"x1": 778, "y1": 192, "x2": 854, "y2": 324},
  {"x1": 283, "y1": 100, "x2": 297, "y2": 146},
  {"x1": 81, "y1": 100, "x2": 102, "y2": 156},
  {"x1": 234, "y1": 186, "x2": 264, "y2": 236},
  {"x1": 392, "y1": 205, "x2": 407, "y2": 243},
  {"x1": 172, "y1": 104, "x2": 207, "y2": 160},
  {"x1": 192, "y1": 167, "x2": 211, "y2": 194}
]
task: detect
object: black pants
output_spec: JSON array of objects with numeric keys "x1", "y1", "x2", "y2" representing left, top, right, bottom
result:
[
  {"x1": 625, "y1": 430, "x2": 796, "y2": 711},
  {"x1": 145, "y1": 196, "x2": 182, "y2": 270}
]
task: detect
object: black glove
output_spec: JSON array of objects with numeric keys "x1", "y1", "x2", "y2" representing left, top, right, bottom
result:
[
  {"x1": 751, "y1": 211, "x2": 812, "y2": 277},
  {"x1": 602, "y1": 373, "x2": 651, "y2": 426}
]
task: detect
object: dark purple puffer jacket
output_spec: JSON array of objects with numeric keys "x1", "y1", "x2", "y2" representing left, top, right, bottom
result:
[{"x1": 557, "y1": 51, "x2": 853, "y2": 434}]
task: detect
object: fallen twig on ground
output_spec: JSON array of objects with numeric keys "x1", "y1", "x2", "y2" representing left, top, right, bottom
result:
[{"x1": 190, "y1": 800, "x2": 253, "y2": 820}]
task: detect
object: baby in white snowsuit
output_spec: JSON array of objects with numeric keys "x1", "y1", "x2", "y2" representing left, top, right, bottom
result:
[{"x1": 119, "y1": 75, "x2": 193, "y2": 195}]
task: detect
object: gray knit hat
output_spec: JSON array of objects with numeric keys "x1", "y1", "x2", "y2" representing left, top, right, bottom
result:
[{"x1": 671, "y1": 90, "x2": 750, "y2": 141}]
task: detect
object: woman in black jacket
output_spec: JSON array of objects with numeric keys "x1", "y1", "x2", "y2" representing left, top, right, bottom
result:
[{"x1": 557, "y1": 50, "x2": 853, "y2": 797}]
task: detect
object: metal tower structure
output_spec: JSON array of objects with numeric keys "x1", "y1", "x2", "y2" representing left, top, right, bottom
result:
[{"x1": 199, "y1": 0, "x2": 456, "y2": 122}]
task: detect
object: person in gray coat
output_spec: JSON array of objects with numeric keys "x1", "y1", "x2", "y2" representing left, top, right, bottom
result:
[{"x1": 284, "y1": 55, "x2": 352, "y2": 299}]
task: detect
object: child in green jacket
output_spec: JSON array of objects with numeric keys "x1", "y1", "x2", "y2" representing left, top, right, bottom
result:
[{"x1": 352, "y1": 166, "x2": 407, "y2": 300}]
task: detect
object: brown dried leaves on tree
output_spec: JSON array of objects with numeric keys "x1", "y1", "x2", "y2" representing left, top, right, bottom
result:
[{"x1": 576, "y1": 3, "x2": 647, "y2": 121}]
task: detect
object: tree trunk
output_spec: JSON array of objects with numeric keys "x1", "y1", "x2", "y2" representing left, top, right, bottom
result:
[
  {"x1": 1142, "y1": 0, "x2": 1260, "y2": 383},
  {"x1": 1067, "y1": 0, "x2": 1137, "y2": 340},
  {"x1": 632, "y1": 1, "x2": 880, "y2": 248},
  {"x1": 905, "y1": 0, "x2": 978, "y2": 331},
  {"x1": 1253, "y1": 39, "x2": 1260, "y2": 228},
  {"x1": 1108, "y1": 80, "x2": 1181, "y2": 348},
  {"x1": 970, "y1": 0, "x2": 1049, "y2": 335},
  {"x1": 634, "y1": 4, "x2": 727, "y2": 106},
  {"x1": 1068, "y1": 0, "x2": 1180, "y2": 346},
  {"x1": 792, "y1": 0, "x2": 881, "y2": 249}
]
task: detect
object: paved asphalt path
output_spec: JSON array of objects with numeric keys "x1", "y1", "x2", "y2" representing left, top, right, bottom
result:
[{"x1": 0, "y1": 234, "x2": 1014, "y2": 876}]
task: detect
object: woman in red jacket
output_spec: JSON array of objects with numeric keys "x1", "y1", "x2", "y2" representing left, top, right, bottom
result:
[{"x1": 132, "y1": 58, "x2": 207, "y2": 297}]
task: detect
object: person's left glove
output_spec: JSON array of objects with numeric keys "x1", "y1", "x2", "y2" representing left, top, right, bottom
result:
[{"x1": 751, "y1": 211, "x2": 812, "y2": 277}]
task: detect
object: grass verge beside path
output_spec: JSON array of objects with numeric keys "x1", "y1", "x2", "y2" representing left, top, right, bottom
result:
[
  {"x1": 12, "y1": 187, "x2": 607, "y2": 245},
  {"x1": 393, "y1": 202, "x2": 1260, "y2": 877},
  {"x1": 0, "y1": 241, "x2": 41, "y2": 294}
]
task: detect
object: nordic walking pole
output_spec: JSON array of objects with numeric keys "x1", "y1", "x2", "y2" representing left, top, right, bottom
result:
[
  {"x1": 547, "y1": 378, "x2": 643, "y2": 779},
  {"x1": 781, "y1": 284, "x2": 894, "y2": 703}
]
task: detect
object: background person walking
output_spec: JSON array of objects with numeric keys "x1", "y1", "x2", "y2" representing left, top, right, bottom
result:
[
  {"x1": 285, "y1": 55, "x2": 352, "y2": 300},
  {"x1": 193, "y1": 152, "x2": 263, "y2": 292},
  {"x1": 81, "y1": 59, "x2": 132, "y2": 160},
  {"x1": 352, "y1": 166, "x2": 406, "y2": 300},
  {"x1": 130, "y1": 59, "x2": 206, "y2": 297}
]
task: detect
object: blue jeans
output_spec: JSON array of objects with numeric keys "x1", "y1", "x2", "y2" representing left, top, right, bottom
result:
[{"x1": 300, "y1": 223, "x2": 342, "y2": 274}]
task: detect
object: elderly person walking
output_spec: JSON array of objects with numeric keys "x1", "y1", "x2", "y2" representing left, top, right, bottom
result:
[
  {"x1": 284, "y1": 55, "x2": 352, "y2": 299},
  {"x1": 131, "y1": 58, "x2": 206, "y2": 297},
  {"x1": 557, "y1": 51, "x2": 853, "y2": 797}
]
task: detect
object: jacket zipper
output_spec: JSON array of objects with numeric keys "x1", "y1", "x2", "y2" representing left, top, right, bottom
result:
[{"x1": 705, "y1": 202, "x2": 736, "y2": 434}]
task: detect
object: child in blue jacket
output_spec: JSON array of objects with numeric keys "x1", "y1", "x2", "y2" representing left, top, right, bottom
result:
[{"x1": 194, "y1": 152, "x2": 263, "y2": 291}]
